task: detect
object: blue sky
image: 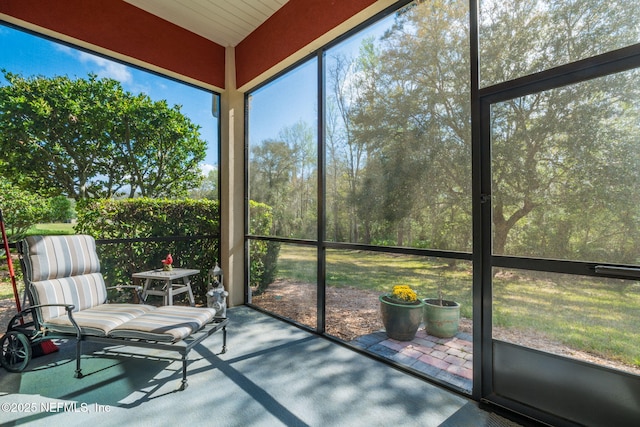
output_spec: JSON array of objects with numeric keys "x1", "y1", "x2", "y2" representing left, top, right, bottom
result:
[
  {"x1": 0, "y1": 14, "x2": 389, "y2": 171},
  {"x1": 0, "y1": 24, "x2": 219, "y2": 172},
  {"x1": 247, "y1": 58, "x2": 317, "y2": 146},
  {"x1": 245, "y1": 15, "x2": 388, "y2": 149}
]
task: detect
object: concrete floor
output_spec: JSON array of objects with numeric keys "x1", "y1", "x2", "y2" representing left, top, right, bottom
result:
[{"x1": 0, "y1": 306, "x2": 526, "y2": 427}]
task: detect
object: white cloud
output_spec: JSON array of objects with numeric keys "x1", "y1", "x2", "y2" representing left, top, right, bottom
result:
[
  {"x1": 77, "y1": 51, "x2": 132, "y2": 83},
  {"x1": 200, "y1": 163, "x2": 216, "y2": 176},
  {"x1": 53, "y1": 43, "x2": 74, "y2": 55}
]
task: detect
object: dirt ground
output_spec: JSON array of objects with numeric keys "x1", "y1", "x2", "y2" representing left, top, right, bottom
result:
[
  {"x1": 251, "y1": 279, "x2": 640, "y2": 376},
  {"x1": 0, "y1": 298, "x2": 18, "y2": 332},
  {"x1": 1, "y1": 252, "x2": 22, "y2": 336},
  {"x1": 1, "y1": 273, "x2": 638, "y2": 376}
]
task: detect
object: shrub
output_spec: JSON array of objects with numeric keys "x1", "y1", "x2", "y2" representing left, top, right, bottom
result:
[
  {"x1": 75, "y1": 198, "x2": 280, "y2": 303},
  {"x1": 249, "y1": 200, "x2": 280, "y2": 295},
  {"x1": 75, "y1": 198, "x2": 219, "y2": 302}
]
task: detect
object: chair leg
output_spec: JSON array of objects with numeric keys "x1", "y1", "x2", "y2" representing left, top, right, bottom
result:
[
  {"x1": 74, "y1": 339, "x2": 84, "y2": 378},
  {"x1": 221, "y1": 326, "x2": 227, "y2": 354},
  {"x1": 179, "y1": 354, "x2": 188, "y2": 390}
]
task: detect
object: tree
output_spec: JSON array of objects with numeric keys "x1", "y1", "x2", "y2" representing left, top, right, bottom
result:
[
  {"x1": 326, "y1": 51, "x2": 371, "y2": 242},
  {"x1": 0, "y1": 72, "x2": 206, "y2": 200},
  {"x1": 324, "y1": 0, "x2": 639, "y2": 261},
  {"x1": 482, "y1": 0, "x2": 640, "y2": 257},
  {"x1": 249, "y1": 139, "x2": 295, "y2": 235},
  {"x1": 333, "y1": 0, "x2": 471, "y2": 249},
  {"x1": 46, "y1": 195, "x2": 74, "y2": 222},
  {"x1": 189, "y1": 167, "x2": 219, "y2": 200},
  {"x1": 278, "y1": 120, "x2": 316, "y2": 237},
  {"x1": 0, "y1": 181, "x2": 49, "y2": 239}
]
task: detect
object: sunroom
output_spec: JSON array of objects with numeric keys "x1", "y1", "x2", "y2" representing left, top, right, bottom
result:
[{"x1": 1, "y1": 1, "x2": 639, "y2": 426}]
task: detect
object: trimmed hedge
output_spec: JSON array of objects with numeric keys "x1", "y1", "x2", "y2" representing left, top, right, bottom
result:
[
  {"x1": 75, "y1": 198, "x2": 219, "y2": 303},
  {"x1": 75, "y1": 198, "x2": 279, "y2": 304},
  {"x1": 249, "y1": 200, "x2": 280, "y2": 295}
]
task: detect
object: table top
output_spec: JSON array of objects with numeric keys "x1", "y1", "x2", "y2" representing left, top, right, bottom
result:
[{"x1": 132, "y1": 268, "x2": 200, "y2": 280}]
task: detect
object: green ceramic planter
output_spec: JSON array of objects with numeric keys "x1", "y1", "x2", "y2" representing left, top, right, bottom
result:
[
  {"x1": 379, "y1": 295, "x2": 425, "y2": 341},
  {"x1": 423, "y1": 299, "x2": 460, "y2": 338}
]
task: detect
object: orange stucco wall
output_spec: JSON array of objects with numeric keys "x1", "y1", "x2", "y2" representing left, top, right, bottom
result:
[
  {"x1": 235, "y1": 0, "x2": 378, "y2": 88},
  {"x1": 0, "y1": 0, "x2": 225, "y2": 89}
]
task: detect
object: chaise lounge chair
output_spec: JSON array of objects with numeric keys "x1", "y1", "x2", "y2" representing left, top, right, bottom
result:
[{"x1": 1, "y1": 234, "x2": 227, "y2": 390}]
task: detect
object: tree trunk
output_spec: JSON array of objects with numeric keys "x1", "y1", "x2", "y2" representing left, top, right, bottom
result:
[{"x1": 492, "y1": 198, "x2": 536, "y2": 255}]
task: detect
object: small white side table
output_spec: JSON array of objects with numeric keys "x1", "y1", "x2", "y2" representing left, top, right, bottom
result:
[{"x1": 133, "y1": 268, "x2": 199, "y2": 306}]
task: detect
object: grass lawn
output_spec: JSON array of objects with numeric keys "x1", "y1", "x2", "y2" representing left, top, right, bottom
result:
[
  {"x1": 1, "y1": 223, "x2": 73, "y2": 299},
  {"x1": 26, "y1": 222, "x2": 75, "y2": 235},
  {"x1": 2, "y1": 235, "x2": 638, "y2": 368},
  {"x1": 0, "y1": 280, "x2": 21, "y2": 300},
  {"x1": 274, "y1": 244, "x2": 640, "y2": 368}
]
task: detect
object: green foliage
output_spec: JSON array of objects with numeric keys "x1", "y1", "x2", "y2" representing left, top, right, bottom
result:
[
  {"x1": 249, "y1": 120, "x2": 317, "y2": 238},
  {"x1": 74, "y1": 198, "x2": 278, "y2": 302},
  {"x1": 46, "y1": 196, "x2": 73, "y2": 222},
  {"x1": 249, "y1": 200, "x2": 280, "y2": 295},
  {"x1": 0, "y1": 72, "x2": 206, "y2": 200},
  {"x1": 342, "y1": 1, "x2": 472, "y2": 249},
  {"x1": 0, "y1": 181, "x2": 49, "y2": 240},
  {"x1": 249, "y1": 0, "x2": 640, "y2": 265},
  {"x1": 189, "y1": 167, "x2": 218, "y2": 200},
  {"x1": 75, "y1": 198, "x2": 219, "y2": 302}
]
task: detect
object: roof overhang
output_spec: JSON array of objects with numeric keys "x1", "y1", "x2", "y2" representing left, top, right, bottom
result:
[{"x1": 0, "y1": 0, "x2": 398, "y2": 92}]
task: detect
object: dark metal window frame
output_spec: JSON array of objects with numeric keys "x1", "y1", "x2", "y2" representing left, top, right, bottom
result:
[
  {"x1": 244, "y1": 0, "x2": 640, "y2": 408},
  {"x1": 244, "y1": 0, "x2": 473, "y2": 394},
  {"x1": 476, "y1": 42, "x2": 640, "y2": 409}
]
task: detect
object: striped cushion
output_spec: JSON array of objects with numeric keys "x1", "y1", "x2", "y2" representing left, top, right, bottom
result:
[
  {"x1": 23, "y1": 235, "x2": 101, "y2": 283},
  {"x1": 21, "y1": 234, "x2": 217, "y2": 343},
  {"x1": 30, "y1": 273, "x2": 109, "y2": 322},
  {"x1": 23, "y1": 235, "x2": 108, "y2": 323},
  {"x1": 109, "y1": 306, "x2": 217, "y2": 342},
  {"x1": 42, "y1": 304, "x2": 157, "y2": 336}
]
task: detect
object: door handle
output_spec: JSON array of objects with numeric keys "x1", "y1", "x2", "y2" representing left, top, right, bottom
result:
[{"x1": 593, "y1": 265, "x2": 640, "y2": 279}]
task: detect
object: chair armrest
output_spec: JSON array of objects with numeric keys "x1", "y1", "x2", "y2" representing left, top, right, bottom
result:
[
  {"x1": 19, "y1": 304, "x2": 82, "y2": 339},
  {"x1": 28, "y1": 303, "x2": 76, "y2": 311},
  {"x1": 8, "y1": 303, "x2": 76, "y2": 328}
]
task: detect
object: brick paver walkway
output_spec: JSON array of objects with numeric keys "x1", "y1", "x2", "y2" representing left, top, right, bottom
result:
[{"x1": 351, "y1": 328, "x2": 473, "y2": 393}]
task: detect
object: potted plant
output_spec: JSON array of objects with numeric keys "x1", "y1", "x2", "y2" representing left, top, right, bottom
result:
[
  {"x1": 379, "y1": 284, "x2": 425, "y2": 341},
  {"x1": 423, "y1": 275, "x2": 460, "y2": 338}
]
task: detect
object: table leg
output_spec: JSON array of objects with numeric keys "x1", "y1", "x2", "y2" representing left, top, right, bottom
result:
[
  {"x1": 142, "y1": 278, "x2": 152, "y2": 302},
  {"x1": 183, "y1": 277, "x2": 195, "y2": 306},
  {"x1": 166, "y1": 279, "x2": 173, "y2": 305}
]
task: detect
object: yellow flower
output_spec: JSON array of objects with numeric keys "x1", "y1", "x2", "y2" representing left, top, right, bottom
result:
[{"x1": 390, "y1": 284, "x2": 417, "y2": 303}]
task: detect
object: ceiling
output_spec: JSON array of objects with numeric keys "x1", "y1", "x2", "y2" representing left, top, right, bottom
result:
[{"x1": 124, "y1": 0, "x2": 289, "y2": 47}]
